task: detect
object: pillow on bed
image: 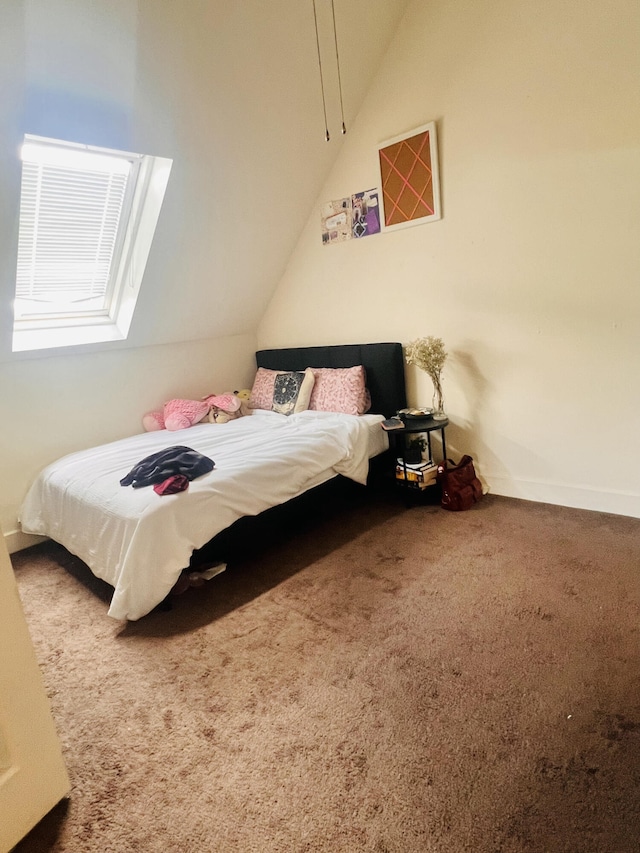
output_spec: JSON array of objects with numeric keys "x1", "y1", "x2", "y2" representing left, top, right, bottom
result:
[
  {"x1": 308, "y1": 365, "x2": 371, "y2": 415},
  {"x1": 272, "y1": 369, "x2": 315, "y2": 415},
  {"x1": 249, "y1": 367, "x2": 315, "y2": 414}
]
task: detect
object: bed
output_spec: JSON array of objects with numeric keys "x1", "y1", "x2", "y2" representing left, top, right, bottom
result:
[{"x1": 19, "y1": 342, "x2": 407, "y2": 621}]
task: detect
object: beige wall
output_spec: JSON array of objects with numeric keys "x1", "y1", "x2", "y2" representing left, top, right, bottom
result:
[
  {"x1": 258, "y1": 0, "x2": 640, "y2": 518},
  {"x1": 1, "y1": 334, "x2": 256, "y2": 551},
  {"x1": 0, "y1": 0, "x2": 407, "y2": 548},
  {"x1": 0, "y1": 0, "x2": 259, "y2": 547},
  {"x1": 2, "y1": 0, "x2": 639, "y2": 547}
]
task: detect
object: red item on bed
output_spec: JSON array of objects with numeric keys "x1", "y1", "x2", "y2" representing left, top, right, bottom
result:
[{"x1": 153, "y1": 474, "x2": 190, "y2": 495}]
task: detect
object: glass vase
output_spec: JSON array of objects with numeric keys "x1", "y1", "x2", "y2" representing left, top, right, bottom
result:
[{"x1": 432, "y1": 377, "x2": 446, "y2": 420}]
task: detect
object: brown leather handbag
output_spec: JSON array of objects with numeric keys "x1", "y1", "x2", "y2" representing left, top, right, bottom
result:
[{"x1": 437, "y1": 455, "x2": 483, "y2": 511}]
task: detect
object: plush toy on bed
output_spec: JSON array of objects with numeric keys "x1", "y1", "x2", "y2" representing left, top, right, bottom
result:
[
  {"x1": 203, "y1": 390, "x2": 252, "y2": 424},
  {"x1": 142, "y1": 398, "x2": 210, "y2": 432},
  {"x1": 142, "y1": 390, "x2": 253, "y2": 431}
]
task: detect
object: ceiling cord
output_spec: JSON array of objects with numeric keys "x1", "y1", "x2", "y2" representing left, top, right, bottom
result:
[
  {"x1": 330, "y1": 0, "x2": 346, "y2": 134},
  {"x1": 312, "y1": 0, "x2": 330, "y2": 142}
]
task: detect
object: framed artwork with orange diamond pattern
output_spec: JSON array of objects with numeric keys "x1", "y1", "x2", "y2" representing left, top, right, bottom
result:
[{"x1": 378, "y1": 121, "x2": 441, "y2": 231}]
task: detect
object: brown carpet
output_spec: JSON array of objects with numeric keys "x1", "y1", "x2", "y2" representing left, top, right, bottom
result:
[{"x1": 10, "y1": 486, "x2": 640, "y2": 853}]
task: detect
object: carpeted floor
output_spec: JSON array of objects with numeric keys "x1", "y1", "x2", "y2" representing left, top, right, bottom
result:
[{"x1": 10, "y1": 486, "x2": 640, "y2": 853}]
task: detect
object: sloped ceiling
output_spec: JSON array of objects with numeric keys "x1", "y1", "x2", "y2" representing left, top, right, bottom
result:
[
  {"x1": 130, "y1": 0, "x2": 410, "y2": 347},
  {"x1": 0, "y1": 0, "x2": 409, "y2": 356}
]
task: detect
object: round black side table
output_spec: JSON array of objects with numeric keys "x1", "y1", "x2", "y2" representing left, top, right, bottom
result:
[{"x1": 387, "y1": 416, "x2": 449, "y2": 497}]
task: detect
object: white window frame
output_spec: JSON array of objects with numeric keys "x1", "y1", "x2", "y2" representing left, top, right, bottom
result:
[{"x1": 12, "y1": 135, "x2": 172, "y2": 353}]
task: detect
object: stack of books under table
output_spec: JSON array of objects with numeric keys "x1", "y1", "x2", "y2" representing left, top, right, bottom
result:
[{"x1": 395, "y1": 458, "x2": 439, "y2": 491}]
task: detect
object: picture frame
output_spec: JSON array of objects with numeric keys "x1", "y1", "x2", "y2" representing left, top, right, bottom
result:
[{"x1": 377, "y1": 120, "x2": 441, "y2": 231}]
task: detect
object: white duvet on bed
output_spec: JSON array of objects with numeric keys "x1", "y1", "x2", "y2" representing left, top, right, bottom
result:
[{"x1": 20, "y1": 410, "x2": 387, "y2": 621}]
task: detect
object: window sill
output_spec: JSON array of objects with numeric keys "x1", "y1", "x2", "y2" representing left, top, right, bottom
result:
[{"x1": 12, "y1": 322, "x2": 127, "y2": 353}]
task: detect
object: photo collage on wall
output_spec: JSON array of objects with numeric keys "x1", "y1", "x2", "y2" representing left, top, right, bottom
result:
[
  {"x1": 320, "y1": 189, "x2": 381, "y2": 245},
  {"x1": 321, "y1": 121, "x2": 441, "y2": 244}
]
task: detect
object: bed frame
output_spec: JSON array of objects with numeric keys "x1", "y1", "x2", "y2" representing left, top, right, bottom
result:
[
  {"x1": 256, "y1": 341, "x2": 407, "y2": 417},
  {"x1": 23, "y1": 342, "x2": 408, "y2": 616},
  {"x1": 183, "y1": 342, "x2": 407, "y2": 585}
]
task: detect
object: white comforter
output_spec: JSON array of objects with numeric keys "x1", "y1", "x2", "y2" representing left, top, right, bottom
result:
[{"x1": 20, "y1": 410, "x2": 386, "y2": 620}]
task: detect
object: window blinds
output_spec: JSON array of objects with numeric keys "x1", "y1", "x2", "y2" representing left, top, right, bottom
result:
[{"x1": 16, "y1": 141, "x2": 132, "y2": 314}]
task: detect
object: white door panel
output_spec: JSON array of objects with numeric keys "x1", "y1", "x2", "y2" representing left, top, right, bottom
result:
[{"x1": 0, "y1": 537, "x2": 70, "y2": 853}]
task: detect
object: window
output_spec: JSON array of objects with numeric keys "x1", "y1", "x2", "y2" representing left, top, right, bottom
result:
[{"x1": 12, "y1": 135, "x2": 172, "y2": 353}]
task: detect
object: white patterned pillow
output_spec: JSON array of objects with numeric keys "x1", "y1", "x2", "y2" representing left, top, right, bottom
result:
[
  {"x1": 272, "y1": 369, "x2": 315, "y2": 415},
  {"x1": 250, "y1": 367, "x2": 315, "y2": 414},
  {"x1": 308, "y1": 366, "x2": 371, "y2": 415}
]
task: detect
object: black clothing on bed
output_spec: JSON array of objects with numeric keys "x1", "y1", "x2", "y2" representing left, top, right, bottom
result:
[{"x1": 120, "y1": 446, "x2": 215, "y2": 489}]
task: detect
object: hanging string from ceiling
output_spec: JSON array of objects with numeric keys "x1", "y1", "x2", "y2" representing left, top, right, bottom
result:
[
  {"x1": 312, "y1": 0, "x2": 330, "y2": 141},
  {"x1": 312, "y1": 0, "x2": 346, "y2": 141},
  {"x1": 330, "y1": 0, "x2": 347, "y2": 135}
]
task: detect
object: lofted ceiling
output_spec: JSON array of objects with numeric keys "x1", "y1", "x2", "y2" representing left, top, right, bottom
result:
[
  {"x1": 1, "y1": 0, "x2": 410, "y2": 356},
  {"x1": 128, "y1": 0, "x2": 411, "y2": 347}
]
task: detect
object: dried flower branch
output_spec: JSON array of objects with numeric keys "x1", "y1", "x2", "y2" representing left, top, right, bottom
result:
[
  {"x1": 404, "y1": 336, "x2": 448, "y2": 414},
  {"x1": 404, "y1": 336, "x2": 447, "y2": 378}
]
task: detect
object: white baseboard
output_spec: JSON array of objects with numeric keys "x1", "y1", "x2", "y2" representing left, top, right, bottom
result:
[
  {"x1": 487, "y1": 476, "x2": 640, "y2": 519},
  {"x1": 5, "y1": 529, "x2": 48, "y2": 555}
]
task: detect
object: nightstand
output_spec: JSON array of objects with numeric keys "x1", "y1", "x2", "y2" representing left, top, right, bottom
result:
[{"x1": 387, "y1": 416, "x2": 449, "y2": 498}]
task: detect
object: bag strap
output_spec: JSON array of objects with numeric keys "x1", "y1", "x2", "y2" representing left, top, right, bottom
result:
[
  {"x1": 439, "y1": 456, "x2": 469, "y2": 470},
  {"x1": 448, "y1": 455, "x2": 473, "y2": 471}
]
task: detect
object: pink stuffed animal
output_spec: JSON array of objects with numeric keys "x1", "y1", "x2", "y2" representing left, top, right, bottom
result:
[
  {"x1": 203, "y1": 393, "x2": 252, "y2": 423},
  {"x1": 142, "y1": 410, "x2": 166, "y2": 432},
  {"x1": 142, "y1": 398, "x2": 210, "y2": 432}
]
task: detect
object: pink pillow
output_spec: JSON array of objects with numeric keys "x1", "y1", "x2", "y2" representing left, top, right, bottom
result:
[
  {"x1": 308, "y1": 366, "x2": 371, "y2": 415},
  {"x1": 249, "y1": 368, "x2": 278, "y2": 410}
]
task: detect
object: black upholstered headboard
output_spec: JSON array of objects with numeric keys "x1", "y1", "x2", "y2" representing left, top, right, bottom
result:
[{"x1": 255, "y1": 342, "x2": 407, "y2": 418}]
